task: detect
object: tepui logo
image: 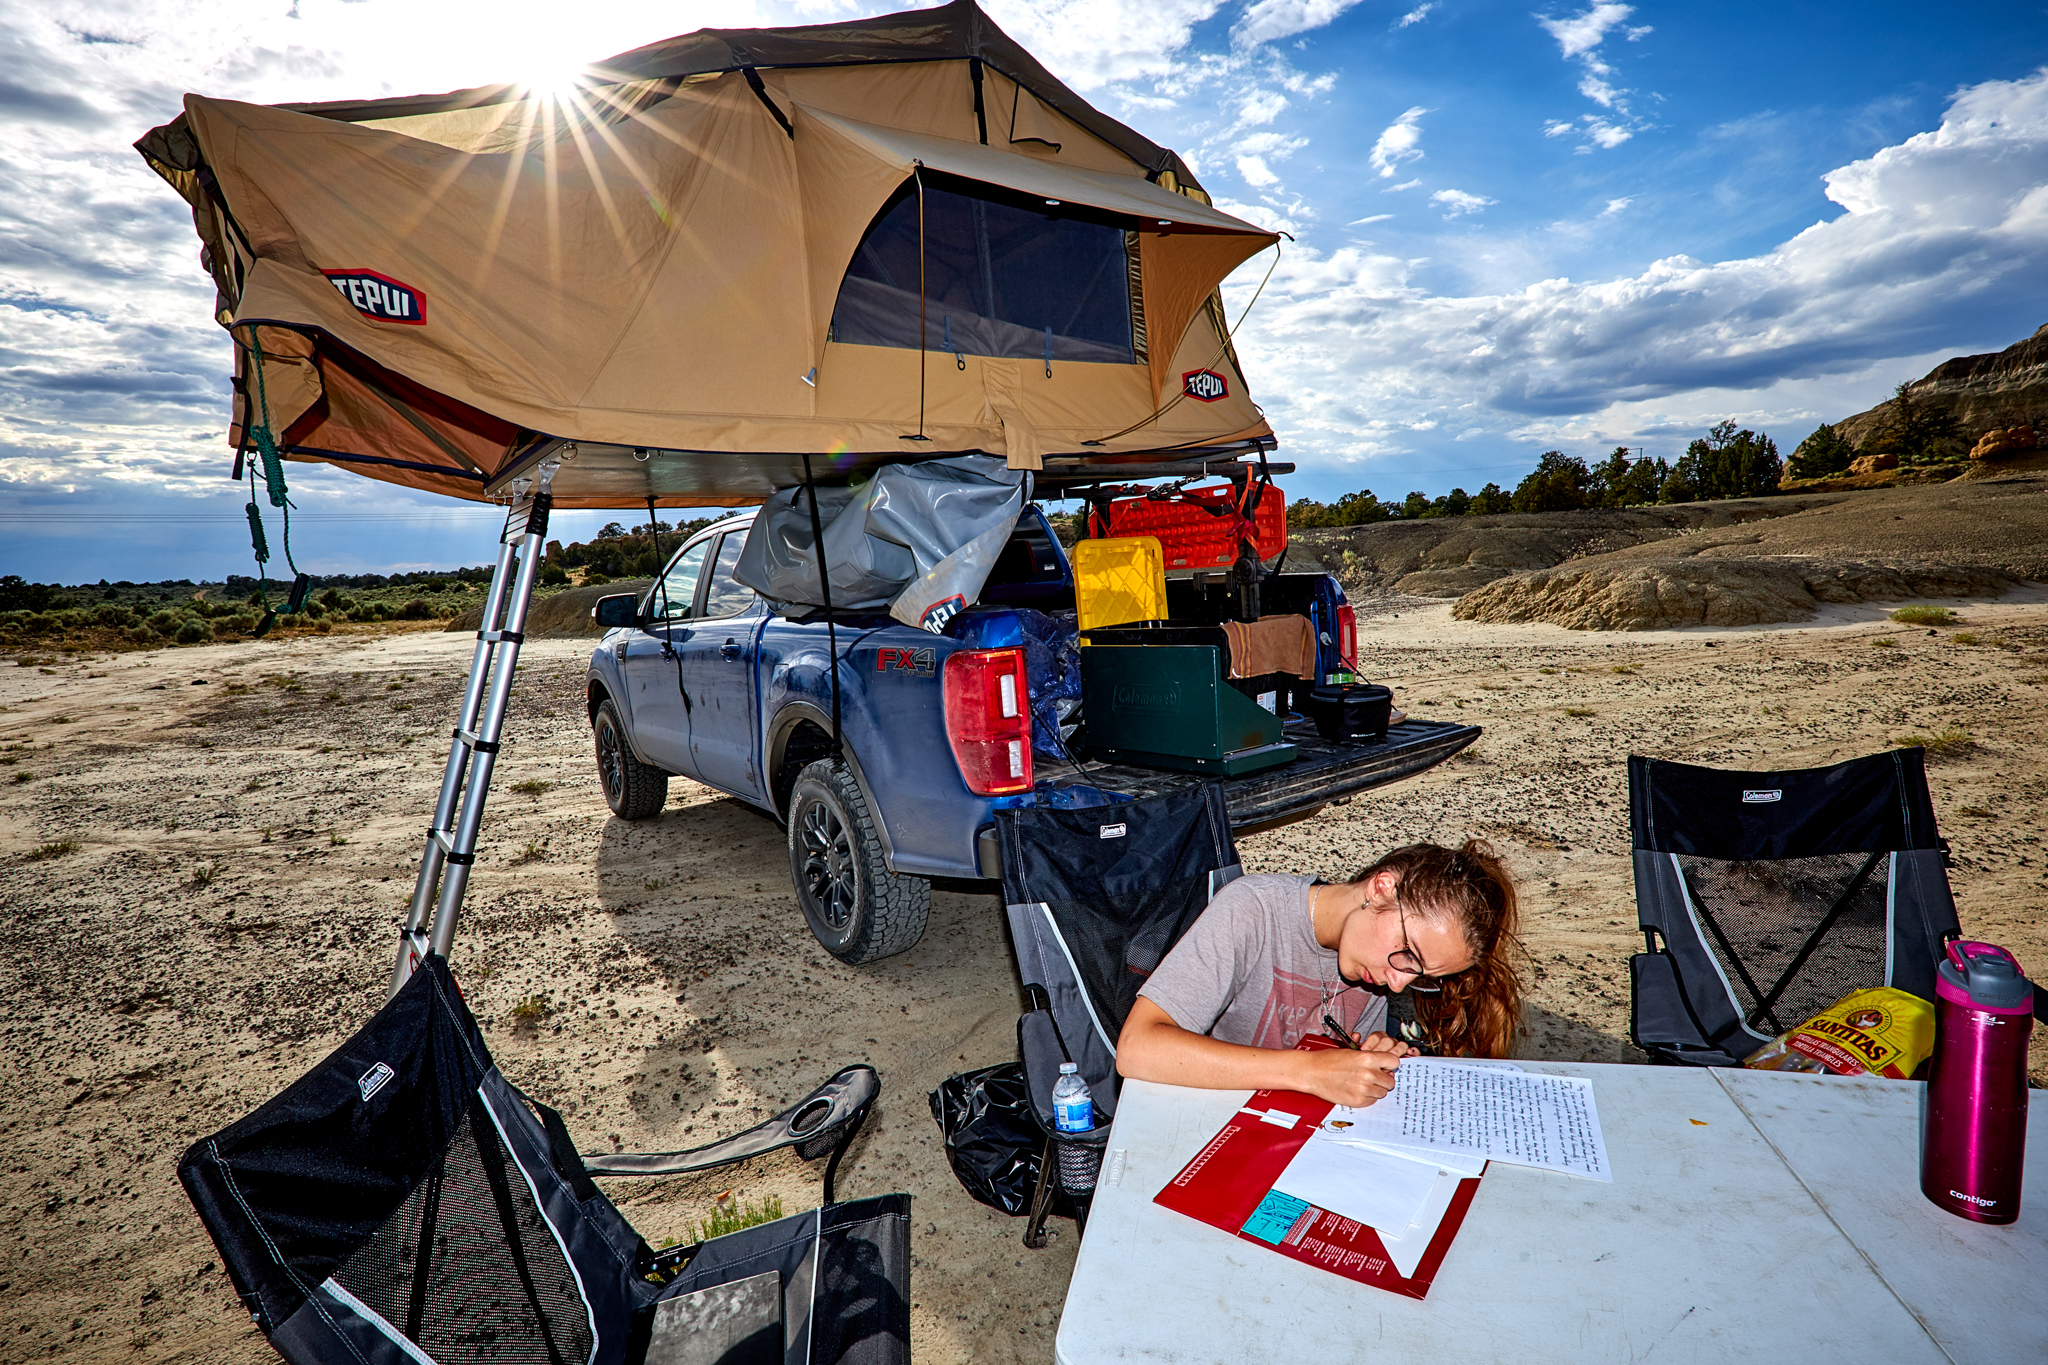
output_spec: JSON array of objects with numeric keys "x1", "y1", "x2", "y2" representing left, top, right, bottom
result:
[
  {"x1": 323, "y1": 269, "x2": 426, "y2": 324},
  {"x1": 1182, "y1": 369, "x2": 1228, "y2": 402}
]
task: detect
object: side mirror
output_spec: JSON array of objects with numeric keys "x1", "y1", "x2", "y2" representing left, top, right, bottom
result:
[{"x1": 591, "y1": 593, "x2": 643, "y2": 630}]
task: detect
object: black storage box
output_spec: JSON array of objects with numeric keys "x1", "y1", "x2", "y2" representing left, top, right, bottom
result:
[{"x1": 1302, "y1": 683, "x2": 1393, "y2": 743}]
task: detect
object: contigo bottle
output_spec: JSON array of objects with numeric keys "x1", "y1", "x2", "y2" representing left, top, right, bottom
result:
[{"x1": 1920, "y1": 940, "x2": 2033, "y2": 1224}]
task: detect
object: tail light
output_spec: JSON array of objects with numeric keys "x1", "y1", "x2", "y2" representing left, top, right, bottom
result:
[
  {"x1": 944, "y1": 647, "x2": 1034, "y2": 796},
  {"x1": 1336, "y1": 604, "x2": 1359, "y2": 671}
]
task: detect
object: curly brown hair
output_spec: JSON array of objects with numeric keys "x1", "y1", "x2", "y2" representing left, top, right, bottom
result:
[{"x1": 1353, "y1": 839, "x2": 1524, "y2": 1059}]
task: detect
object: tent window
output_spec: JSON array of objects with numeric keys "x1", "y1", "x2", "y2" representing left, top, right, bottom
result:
[{"x1": 830, "y1": 179, "x2": 1136, "y2": 365}]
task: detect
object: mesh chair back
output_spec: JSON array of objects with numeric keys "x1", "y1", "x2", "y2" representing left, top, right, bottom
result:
[
  {"x1": 178, "y1": 956, "x2": 909, "y2": 1365},
  {"x1": 1628, "y1": 749, "x2": 1960, "y2": 1066},
  {"x1": 179, "y1": 955, "x2": 646, "y2": 1365},
  {"x1": 995, "y1": 783, "x2": 1240, "y2": 1122}
]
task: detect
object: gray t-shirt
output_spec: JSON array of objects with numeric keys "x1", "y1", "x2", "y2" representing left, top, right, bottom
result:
[{"x1": 1139, "y1": 873, "x2": 1389, "y2": 1049}]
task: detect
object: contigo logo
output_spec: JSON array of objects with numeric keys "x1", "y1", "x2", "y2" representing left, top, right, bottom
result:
[
  {"x1": 323, "y1": 269, "x2": 426, "y2": 324},
  {"x1": 1181, "y1": 369, "x2": 1229, "y2": 402},
  {"x1": 1950, "y1": 1190, "x2": 1998, "y2": 1208},
  {"x1": 1114, "y1": 683, "x2": 1179, "y2": 712}
]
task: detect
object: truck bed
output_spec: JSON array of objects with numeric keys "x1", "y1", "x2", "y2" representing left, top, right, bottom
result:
[{"x1": 975, "y1": 717, "x2": 1481, "y2": 874}]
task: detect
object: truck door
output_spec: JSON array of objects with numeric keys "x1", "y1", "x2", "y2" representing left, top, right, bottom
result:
[
  {"x1": 673, "y1": 529, "x2": 765, "y2": 799},
  {"x1": 619, "y1": 538, "x2": 708, "y2": 774}
]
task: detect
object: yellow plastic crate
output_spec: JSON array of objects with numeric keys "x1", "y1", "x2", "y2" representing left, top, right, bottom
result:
[{"x1": 1073, "y1": 536, "x2": 1167, "y2": 632}]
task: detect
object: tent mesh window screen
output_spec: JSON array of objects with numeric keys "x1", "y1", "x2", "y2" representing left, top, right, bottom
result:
[
  {"x1": 330, "y1": 1095, "x2": 592, "y2": 1365},
  {"x1": 1673, "y1": 851, "x2": 1892, "y2": 1036},
  {"x1": 832, "y1": 177, "x2": 1137, "y2": 364}
]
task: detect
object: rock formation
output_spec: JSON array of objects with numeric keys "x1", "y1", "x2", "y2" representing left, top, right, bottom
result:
[
  {"x1": 1970, "y1": 424, "x2": 2038, "y2": 461},
  {"x1": 1836, "y1": 324, "x2": 2048, "y2": 451},
  {"x1": 1452, "y1": 558, "x2": 2012, "y2": 631}
]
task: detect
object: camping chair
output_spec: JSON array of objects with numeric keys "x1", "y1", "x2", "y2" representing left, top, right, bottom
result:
[
  {"x1": 179, "y1": 955, "x2": 907, "y2": 1365},
  {"x1": 1626, "y1": 749, "x2": 1962, "y2": 1067},
  {"x1": 994, "y1": 783, "x2": 1242, "y2": 1246}
]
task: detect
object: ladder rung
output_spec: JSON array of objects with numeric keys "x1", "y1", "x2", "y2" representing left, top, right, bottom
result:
[{"x1": 476, "y1": 628, "x2": 526, "y2": 644}]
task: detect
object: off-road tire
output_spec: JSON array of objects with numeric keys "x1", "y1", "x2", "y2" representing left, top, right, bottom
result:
[
  {"x1": 594, "y1": 698, "x2": 667, "y2": 819},
  {"x1": 787, "y1": 759, "x2": 930, "y2": 964}
]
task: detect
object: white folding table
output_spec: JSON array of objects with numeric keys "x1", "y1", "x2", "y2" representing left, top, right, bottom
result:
[{"x1": 1057, "y1": 1063, "x2": 2046, "y2": 1364}]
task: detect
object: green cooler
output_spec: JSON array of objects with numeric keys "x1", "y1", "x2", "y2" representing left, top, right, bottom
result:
[{"x1": 1080, "y1": 645, "x2": 1297, "y2": 776}]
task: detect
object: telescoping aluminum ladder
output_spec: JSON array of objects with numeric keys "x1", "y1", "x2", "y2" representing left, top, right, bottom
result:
[{"x1": 387, "y1": 463, "x2": 555, "y2": 999}]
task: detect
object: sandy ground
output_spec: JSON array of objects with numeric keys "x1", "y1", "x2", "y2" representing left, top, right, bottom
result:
[{"x1": 5, "y1": 591, "x2": 2047, "y2": 1363}]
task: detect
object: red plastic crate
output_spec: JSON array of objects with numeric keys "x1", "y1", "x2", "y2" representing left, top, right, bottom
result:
[{"x1": 1087, "y1": 483, "x2": 1287, "y2": 571}]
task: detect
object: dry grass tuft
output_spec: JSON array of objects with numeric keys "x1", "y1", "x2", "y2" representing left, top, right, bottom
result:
[
  {"x1": 1890, "y1": 605, "x2": 1955, "y2": 626},
  {"x1": 24, "y1": 837, "x2": 79, "y2": 861},
  {"x1": 1893, "y1": 724, "x2": 1975, "y2": 758}
]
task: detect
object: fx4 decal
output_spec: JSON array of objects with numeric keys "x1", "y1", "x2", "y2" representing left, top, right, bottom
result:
[{"x1": 876, "y1": 646, "x2": 936, "y2": 676}]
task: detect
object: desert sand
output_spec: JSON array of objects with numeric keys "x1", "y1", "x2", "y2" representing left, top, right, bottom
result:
[{"x1": 4, "y1": 583, "x2": 2046, "y2": 1362}]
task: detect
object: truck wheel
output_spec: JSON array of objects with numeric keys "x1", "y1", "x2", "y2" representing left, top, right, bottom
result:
[
  {"x1": 787, "y1": 759, "x2": 930, "y2": 964},
  {"x1": 594, "y1": 698, "x2": 667, "y2": 819}
]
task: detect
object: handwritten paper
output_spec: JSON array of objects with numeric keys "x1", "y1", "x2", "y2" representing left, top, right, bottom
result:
[{"x1": 1322, "y1": 1061, "x2": 1612, "y2": 1181}]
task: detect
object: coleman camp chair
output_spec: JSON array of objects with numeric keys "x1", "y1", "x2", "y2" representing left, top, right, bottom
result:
[
  {"x1": 179, "y1": 955, "x2": 906, "y2": 1365},
  {"x1": 1627, "y1": 749, "x2": 1962, "y2": 1067},
  {"x1": 993, "y1": 783, "x2": 1241, "y2": 1246}
]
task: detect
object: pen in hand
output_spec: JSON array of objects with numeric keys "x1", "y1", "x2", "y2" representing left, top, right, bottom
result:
[{"x1": 1322, "y1": 1013, "x2": 1361, "y2": 1049}]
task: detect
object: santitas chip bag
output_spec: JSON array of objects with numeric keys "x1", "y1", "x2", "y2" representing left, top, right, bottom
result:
[{"x1": 1743, "y1": 986, "x2": 1936, "y2": 1079}]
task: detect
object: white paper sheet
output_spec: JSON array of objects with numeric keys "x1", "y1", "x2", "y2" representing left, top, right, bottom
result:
[
  {"x1": 1320, "y1": 1060, "x2": 1613, "y2": 1181},
  {"x1": 1269, "y1": 1132, "x2": 1444, "y2": 1234},
  {"x1": 1373, "y1": 1169, "x2": 1464, "y2": 1279}
]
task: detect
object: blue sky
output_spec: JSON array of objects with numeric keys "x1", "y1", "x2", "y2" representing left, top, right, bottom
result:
[{"x1": 3, "y1": 0, "x2": 2047, "y2": 582}]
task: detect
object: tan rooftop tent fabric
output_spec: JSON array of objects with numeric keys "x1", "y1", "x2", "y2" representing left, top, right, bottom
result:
[{"x1": 137, "y1": 0, "x2": 1279, "y2": 509}]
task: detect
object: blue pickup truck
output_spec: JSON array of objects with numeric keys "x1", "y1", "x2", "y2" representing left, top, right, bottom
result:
[{"x1": 585, "y1": 506, "x2": 1478, "y2": 964}]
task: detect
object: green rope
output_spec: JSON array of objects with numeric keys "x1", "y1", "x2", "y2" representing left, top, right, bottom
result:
[{"x1": 240, "y1": 330, "x2": 309, "y2": 635}]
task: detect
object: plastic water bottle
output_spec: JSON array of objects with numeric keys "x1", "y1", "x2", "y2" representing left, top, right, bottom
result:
[{"x1": 1052, "y1": 1062, "x2": 1094, "y2": 1134}]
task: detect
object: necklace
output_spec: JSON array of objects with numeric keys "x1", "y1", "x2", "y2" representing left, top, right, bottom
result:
[{"x1": 1310, "y1": 883, "x2": 1360, "y2": 1031}]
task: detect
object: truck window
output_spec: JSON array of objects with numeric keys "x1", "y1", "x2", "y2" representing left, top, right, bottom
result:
[
  {"x1": 648, "y1": 540, "x2": 708, "y2": 622},
  {"x1": 699, "y1": 532, "x2": 760, "y2": 618},
  {"x1": 980, "y1": 510, "x2": 1070, "y2": 604}
]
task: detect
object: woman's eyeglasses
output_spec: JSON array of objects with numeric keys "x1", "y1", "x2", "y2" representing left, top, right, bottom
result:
[{"x1": 1387, "y1": 899, "x2": 1446, "y2": 994}]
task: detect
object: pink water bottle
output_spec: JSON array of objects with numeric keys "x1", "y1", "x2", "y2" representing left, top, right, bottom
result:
[{"x1": 1920, "y1": 941, "x2": 2033, "y2": 1224}]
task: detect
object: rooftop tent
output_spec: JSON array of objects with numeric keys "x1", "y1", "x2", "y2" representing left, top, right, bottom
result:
[{"x1": 135, "y1": 0, "x2": 1281, "y2": 511}]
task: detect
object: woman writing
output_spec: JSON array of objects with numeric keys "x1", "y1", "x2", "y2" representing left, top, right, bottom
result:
[{"x1": 1116, "y1": 840, "x2": 1522, "y2": 1106}]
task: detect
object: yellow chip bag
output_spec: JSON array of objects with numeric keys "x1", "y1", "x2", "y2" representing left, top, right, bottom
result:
[{"x1": 1742, "y1": 986, "x2": 1935, "y2": 1079}]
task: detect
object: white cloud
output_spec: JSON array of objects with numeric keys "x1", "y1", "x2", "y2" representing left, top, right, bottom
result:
[
  {"x1": 1395, "y1": 4, "x2": 1436, "y2": 28},
  {"x1": 1535, "y1": 3, "x2": 1650, "y2": 149},
  {"x1": 1431, "y1": 188, "x2": 1498, "y2": 217},
  {"x1": 1600, "y1": 196, "x2": 1633, "y2": 216},
  {"x1": 1238, "y1": 156, "x2": 1279, "y2": 186},
  {"x1": 1385, "y1": 177, "x2": 1423, "y2": 192},
  {"x1": 1535, "y1": 2, "x2": 1639, "y2": 59},
  {"x1": 1232, "y1": 0, "x2": 1368, "y2": 49},
  {"x1": 1227, "y1": 69, "x2": 2048, "y2": 469},
  {"x1": 1349, "y1": 213, "x2": 1395, "y2": 225},
  {"x1": 1368, "y1": 105, "x2": 1428, "y2": 178}
]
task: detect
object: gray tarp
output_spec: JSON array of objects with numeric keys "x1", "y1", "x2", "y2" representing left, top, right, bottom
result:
[{"x1": 733, "y1": 455, "x2": 1027, "y2": 628}]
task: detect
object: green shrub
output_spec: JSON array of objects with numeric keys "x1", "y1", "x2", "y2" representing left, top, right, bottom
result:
[
  {"x1": 175, "y1": 619, "x2": 212, "y2": 645},
  {"x1": 584, "y1": 571, "x2": 611, "y2": 586},
  {"x1": 1890, "y1": 605, "x2": 1955, "y2": 626},
  {"x1": 396, "y1": 598, "x2": 433, "y2": 621},
  {"x1": 147, "y1": 609, "x2": 184, "y2": 636}
]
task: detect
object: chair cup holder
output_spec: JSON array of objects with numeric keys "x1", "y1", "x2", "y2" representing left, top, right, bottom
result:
[{"x1": 1051, "y1": 1124, "x2": 1110, "y2": 1196}]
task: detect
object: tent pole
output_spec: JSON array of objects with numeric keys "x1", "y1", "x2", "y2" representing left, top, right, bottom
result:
[
  {"x1": 388, "y1": 463, "x2": 556, "y2": 997},
  {"x1": 645, "y1": 493, "x2": 662, "y2": 568},
  {"x1": 801, "y1": 452, "x2": 842, "y2": 755}
]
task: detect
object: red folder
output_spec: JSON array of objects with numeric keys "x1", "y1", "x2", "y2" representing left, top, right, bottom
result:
[{"x1": 1150, "y1": 1037, "x2": 1482, "y2": 1299}]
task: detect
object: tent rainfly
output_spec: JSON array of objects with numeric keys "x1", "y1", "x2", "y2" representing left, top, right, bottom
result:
[{"x1": 135, "y1": 0, "x2": 1283, "y2": 510}]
